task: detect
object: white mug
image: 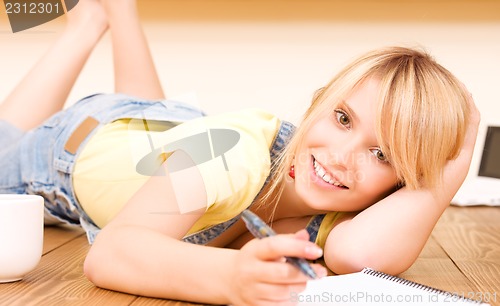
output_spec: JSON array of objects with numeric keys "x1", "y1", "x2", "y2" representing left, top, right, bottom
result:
[{"x1": 0, "y1": 194, "x2": 44, "y2": 283}]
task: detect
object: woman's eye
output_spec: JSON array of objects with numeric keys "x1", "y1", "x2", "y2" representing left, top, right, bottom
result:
[
  {"x1": 334, "y1": 110, "x2": 351, "y2": 128},
  {"x1": 370, "y1": 148, "x2": 388, "y2": 163}
]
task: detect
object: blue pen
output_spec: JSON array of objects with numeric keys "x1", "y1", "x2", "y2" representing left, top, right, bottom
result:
[{"x1": 240, "y1": 210, "x2": 318, "y2": 279}]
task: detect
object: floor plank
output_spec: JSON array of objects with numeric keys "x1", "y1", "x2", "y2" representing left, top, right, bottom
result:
[
  {"x1": 400, "y1": 236, "x2": 481, "y2": 295},
  {"x1": 131, "y1": 297, "x2": 205, "y2": 306},
  {"x1": 42, "y1": 225, "x2": 85, "y2": 255},
  {"x1": 432, "y1": 207, "x2": 500, "y2": 306},
  {"x1": 0, "y1": 233, "x2": 136, "y2": 306}
]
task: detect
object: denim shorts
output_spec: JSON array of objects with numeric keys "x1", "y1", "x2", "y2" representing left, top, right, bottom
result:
[{"x1": 0, "y1": 120, "x2": 26, "y2": 195}]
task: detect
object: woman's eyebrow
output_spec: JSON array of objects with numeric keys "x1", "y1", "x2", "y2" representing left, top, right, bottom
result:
[{"x1": 340, "y1": 102, "x2": 358, "y2": 123}]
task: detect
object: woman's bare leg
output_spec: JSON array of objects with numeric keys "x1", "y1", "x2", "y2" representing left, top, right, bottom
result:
[
  {"x1": 102, "y1": 0, "x2": 165, "y2": 100},
  {"x1": 0, "y1": 0, "x2": 108, "y2": 131}
]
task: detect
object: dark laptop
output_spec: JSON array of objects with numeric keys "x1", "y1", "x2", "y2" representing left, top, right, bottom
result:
[{"x1": 452, "y1": 125, "x2": 500, "y2": 206}]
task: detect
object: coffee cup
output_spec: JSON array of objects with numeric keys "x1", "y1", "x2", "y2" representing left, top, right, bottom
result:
[{"x1": 0, "y1": 194, "x2": 44, "y2": 283}]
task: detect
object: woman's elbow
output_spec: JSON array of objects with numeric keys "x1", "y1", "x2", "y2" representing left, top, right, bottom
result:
[
  {"x1": 324, "y1": 245, "x2": 416, "y2": 276},
  {"x1": 82, "y1": 229, "x2": 117, "y2": 288},
  {"x1": 83, "y1": 242, "x2": 107, "y2": 288}
]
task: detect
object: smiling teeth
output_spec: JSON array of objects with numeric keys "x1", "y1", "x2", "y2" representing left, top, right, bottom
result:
[{"x1": 313, "y1": 159, "x2": 345, "y2": 188}]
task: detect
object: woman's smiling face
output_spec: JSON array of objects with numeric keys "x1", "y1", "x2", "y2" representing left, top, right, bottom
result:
[{"x1": 293, "y1": 78, "x2": 399, "y2": 212}]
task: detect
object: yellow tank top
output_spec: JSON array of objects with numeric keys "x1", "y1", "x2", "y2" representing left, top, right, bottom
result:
[{"x1": 73, "y1": 109, "x2": 281, "y2": 234}]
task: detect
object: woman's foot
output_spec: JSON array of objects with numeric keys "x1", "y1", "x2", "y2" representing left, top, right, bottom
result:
[
  {"x1": 99, "y1": 0, "x2": 139, "y2": 26},
  {"x1": 100, "y1": 0, "x2": 138, "y2": 16},
  {"x1": 65, "y1": 0, "x2": 108, "y2": 41}
]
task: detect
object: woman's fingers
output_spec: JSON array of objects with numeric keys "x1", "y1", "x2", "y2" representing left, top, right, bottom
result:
[
  {"x1": 230, "y1": 231, "x2": 327, "y2": 305},
  {"x1": 256, "y1": 261, "x2": 327, "y2": 284},
  {"x1": 240, "y1": 232, "x2": 327, "y2": 283},
  {"x1": 293, "y1": 229, "x2": 310, "y2": 241},
  {"x1": 251, "y1": 234, "x2": 323, "y2": 262}
]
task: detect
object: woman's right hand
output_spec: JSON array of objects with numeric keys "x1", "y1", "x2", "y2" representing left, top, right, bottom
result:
[{"x1": 226, "y1": 229, "x2": 327, "y2": 306}]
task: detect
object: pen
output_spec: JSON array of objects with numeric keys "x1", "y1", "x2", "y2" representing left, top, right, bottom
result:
[{"x1": 240, "y1": 209, "x2": 318, "y2": 279}]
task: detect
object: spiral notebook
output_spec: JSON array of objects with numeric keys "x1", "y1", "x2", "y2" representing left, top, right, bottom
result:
[{"x1": 297, "y1": 268, "x2": 490, "y2": 305}]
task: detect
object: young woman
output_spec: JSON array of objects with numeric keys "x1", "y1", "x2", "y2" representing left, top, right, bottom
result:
[{"x1": 0, "y1": 0, "x2": 480, "y2": 305}]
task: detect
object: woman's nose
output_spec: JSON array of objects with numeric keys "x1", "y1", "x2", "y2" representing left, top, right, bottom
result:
[{"x1": 328, "y1": 136, "x2": 362, "y2": 171}]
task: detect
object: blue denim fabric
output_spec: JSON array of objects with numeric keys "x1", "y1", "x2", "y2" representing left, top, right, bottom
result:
[{"x1": 0, "y1": 120, "x2": 26, "y2": 195}]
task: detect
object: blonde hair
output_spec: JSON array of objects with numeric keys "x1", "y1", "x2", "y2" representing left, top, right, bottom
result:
[{"x1": 259, "y1": 46, "x2": 470, "y2": 208}]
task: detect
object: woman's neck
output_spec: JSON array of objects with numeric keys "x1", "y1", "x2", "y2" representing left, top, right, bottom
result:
[{"x1": 260, "y1": 175, "x2": 324, "y2": 222}]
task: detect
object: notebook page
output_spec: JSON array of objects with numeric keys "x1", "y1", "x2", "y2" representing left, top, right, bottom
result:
[{"x1": 296, "y1": 269, "x2": 490, "y2": 305}]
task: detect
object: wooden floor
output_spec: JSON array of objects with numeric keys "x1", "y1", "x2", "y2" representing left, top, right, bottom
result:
[{"x1": 1, "y1": 206, "x2": 499, "y2": 306}]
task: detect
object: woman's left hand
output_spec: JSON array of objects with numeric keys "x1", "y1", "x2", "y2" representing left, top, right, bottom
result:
[{"x1": 437, "y1": 89, "x2": 481, "y2": 204}]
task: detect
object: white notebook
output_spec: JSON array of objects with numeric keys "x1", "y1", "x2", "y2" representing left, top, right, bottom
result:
[{"x1": 297, "y1": 268, "x2": 491, "y2": 305}]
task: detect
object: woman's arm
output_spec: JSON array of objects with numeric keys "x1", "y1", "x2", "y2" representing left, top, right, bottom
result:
[
  {"x1": 324, "y1": 96, "x2": 480, "y2": 275},
  {"x1": 84, "y1": 160, "x2": 325, "y2": 304}
]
